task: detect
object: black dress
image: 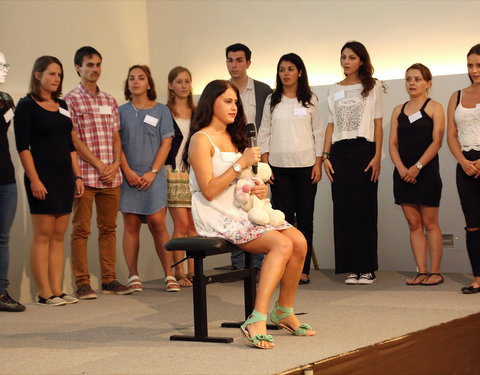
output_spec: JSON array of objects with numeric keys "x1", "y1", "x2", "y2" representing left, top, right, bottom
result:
[
  {"x1": 14, "y1": 96, "x2": 75, "y2": 214},
  {"x1": 393, "y1": 98, "x2": 442, "y2": 207}
]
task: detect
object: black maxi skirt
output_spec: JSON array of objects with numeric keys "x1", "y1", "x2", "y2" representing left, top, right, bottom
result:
[{"x1": 330, "y1": 138, "x2": 378, "y2": 274}]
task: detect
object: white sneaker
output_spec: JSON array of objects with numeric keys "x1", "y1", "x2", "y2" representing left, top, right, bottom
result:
[
  {"x1": 37, "y1": 296, "x2": 66, "y2": 307},
  {"x1": 345, "y1": 273, "x2": 359, "y2": 285},
  {"x1": 358, "y1": 273, "x2": 376, "y2": 285}
]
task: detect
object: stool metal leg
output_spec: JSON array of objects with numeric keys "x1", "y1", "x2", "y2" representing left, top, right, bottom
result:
[{"x1": 170, "y1": 256, "x2": 233, "y2": 343}]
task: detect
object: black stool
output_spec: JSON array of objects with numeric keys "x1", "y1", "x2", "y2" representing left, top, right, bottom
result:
[{"x1": 165, "y1": 236, "x2": 258, "y2": 343}]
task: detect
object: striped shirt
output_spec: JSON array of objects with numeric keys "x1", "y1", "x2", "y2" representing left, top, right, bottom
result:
[{"x1": 64, "y1": 84, "x2": 122, "y2": 188}]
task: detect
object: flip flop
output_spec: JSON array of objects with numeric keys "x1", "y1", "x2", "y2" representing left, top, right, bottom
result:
[
  {"x1": 406, "y1": 272, "x2": 429, "y2": 286},
  {"x1": 421, "y1": 273, "x2": 444, "y2": 286}
]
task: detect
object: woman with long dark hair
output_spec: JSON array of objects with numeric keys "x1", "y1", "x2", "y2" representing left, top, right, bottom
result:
[
  {"x1": 119, "y1": 65, "x2": 177, "y2": 292},
  {"x1": 447, "y1": 44, "x2": 480, "y2": 294},
  {"x1": 165, "y1": 66, "x2": 196, "y2": 287},
  {"x1": 14, "y1": 56, "x2": 84, "y2": 306},
  {"x1": 257, "y1": 53, "x2": 323, "y2": 285},
  {"x1": 323, "y1": 41, "x2": 384, "y2": 285},
  {"x1": 183, "y1": 80, "x2": 315, "y2": 349},
  {"x1": 389, "y1": 63, "x2": 445, "y2": 286}
]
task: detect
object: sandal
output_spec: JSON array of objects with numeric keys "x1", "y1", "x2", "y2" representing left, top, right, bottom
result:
[
  {"x1": 299, "y1": 274, "x2": 310, "y2": 285},
  {"x1": 421, "y1": 273, "x2": 444, "y2": 286},
  {"x1": 175, "y1": 273, "x2": 192, "y2": 287},
  {"x1": 240, "y1": 310, "x2": 274, "y2": 349},
  {"x1": 127, "y1": 275, "x2": 143, "y2": 292},
  {"x1": 187, "y1": 272, "x2": 195, "y2": 283},
  {"x1": 165, "y1": 276, "x2": 180, "y2": 292},
  {"x1": 406, "y1": 272, "x2": 429, "y2": 286},
  {"x1": 270, "y1": 301, "x2": 314, "y2": 336}
]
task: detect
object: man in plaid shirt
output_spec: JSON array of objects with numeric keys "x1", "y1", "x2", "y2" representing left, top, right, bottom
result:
[{"x1": 64, "y1": 46, "x2": 132, "y2": 299}]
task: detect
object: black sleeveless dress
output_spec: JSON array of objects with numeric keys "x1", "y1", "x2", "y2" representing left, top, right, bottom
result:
[{"x1": 393, "y1": 98, "x2": 442, "y2": 207}]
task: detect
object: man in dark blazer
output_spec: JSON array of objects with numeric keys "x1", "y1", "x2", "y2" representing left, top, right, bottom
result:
[{"x1": 226, "y1": 43, "x2": 272, "y2": 270}]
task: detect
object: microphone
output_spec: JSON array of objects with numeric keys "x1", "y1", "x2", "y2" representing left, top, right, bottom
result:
[{"x1": 246, "y1": 123, "x2": 257, "y2": 174}]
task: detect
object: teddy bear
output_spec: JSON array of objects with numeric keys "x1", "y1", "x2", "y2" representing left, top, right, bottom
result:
[{"x1": 234, "y1": 162, "x2": 285, "y2": 227}]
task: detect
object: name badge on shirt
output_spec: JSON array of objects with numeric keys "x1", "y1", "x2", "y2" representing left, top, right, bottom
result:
[
  {"x1": 3, "y1": 108, "x2": 13, "y2": 123},
  {"x1": 293, "y1": 107, "x2": 307, "y2": 116},
  {"x1": 408, "y1": 111, "x2": 422, "y2": 124},
  {"x1": 476, "y1": 103, "x2": 480, "y2": 109},
  {"x1": 333, "y1": 90, "x2": 345, "y2": 101},
  {"x1": 59, "y1": 107, "x2": 71, "y2": 118},
  {"x1": 144, "y1": 114, "x2": 159, "y2": 127},
  {"x1": 99, "y1": 105, "x2": 112, "y2": 115}
]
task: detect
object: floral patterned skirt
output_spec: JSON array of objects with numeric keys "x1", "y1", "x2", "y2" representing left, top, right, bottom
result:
[{"x1": 166, "y1": 166, "x2": 192, "y2": 208}]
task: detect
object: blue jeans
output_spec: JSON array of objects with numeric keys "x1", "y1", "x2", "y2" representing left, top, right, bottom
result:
[
  {"x1": 231, "y1": 250, "x2": 264, "y2": 270},
  {"x1": 0, "y1": 183, "x2": 17, "y2": 295}
]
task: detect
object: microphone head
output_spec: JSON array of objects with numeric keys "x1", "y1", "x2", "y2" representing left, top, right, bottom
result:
[{"x1": 246, "y1": 122, "x2": 256, "y2": 138}]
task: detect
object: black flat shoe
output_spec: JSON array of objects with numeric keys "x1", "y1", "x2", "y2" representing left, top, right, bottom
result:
[
  {"x1": 461, "y1": 285, "x2": 480, "y2": 294},
  {"x1": 299, "y1": 275, "x2": 310, "y2": 285}
]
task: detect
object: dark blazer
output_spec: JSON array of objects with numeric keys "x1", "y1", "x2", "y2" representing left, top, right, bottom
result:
[{"x1": 253, "y1": 79, "x2": 272, "y2": 130}]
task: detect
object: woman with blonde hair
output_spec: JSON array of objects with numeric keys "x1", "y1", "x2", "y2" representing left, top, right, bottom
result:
[{"x1": 165, "y1": 66, "x2": 197, "y2": 286}]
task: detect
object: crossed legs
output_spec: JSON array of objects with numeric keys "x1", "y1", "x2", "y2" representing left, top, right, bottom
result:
[{"x1": 238, "y1": 227, "x2": 315, "y2": 348}]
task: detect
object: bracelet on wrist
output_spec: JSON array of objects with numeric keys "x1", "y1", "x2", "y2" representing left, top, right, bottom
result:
[
  {"x1": 322, "y1": 151, "x2": 330, "y2": 159},
  {"x1": 74, "y1": 176, "x2": 83, "y2": 181}
]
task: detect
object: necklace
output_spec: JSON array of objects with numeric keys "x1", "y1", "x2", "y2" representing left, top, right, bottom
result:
[{"x1": 131, "y1": 103, "x2": 145, "y2": 118}]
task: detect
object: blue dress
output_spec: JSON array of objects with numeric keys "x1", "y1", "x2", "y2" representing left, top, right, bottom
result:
[{"x1": 119, "y1": 103, "x2": 174, "y2": 215}]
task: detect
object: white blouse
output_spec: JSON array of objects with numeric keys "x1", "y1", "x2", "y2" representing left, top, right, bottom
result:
[
  {"x1": 454, "y1": 90, "x2": 480, "y2": 151},
  {"x1": 327, "y1": 80, "x2": 384, "y2": 144},
  {"x1": 258, "y1": 94, "x2": 324, "y2": 168}
]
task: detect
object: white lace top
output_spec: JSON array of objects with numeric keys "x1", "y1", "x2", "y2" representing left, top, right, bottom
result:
[
  {"x1": 454, "y1": 90, "x2": 480, "y2": 151},
  {"x1": 327, "y1": 80, "x2": 384, "y2": 143}
]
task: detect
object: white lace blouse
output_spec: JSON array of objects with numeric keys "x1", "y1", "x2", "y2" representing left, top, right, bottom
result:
[
  {"x1": 327, "y1": 80, "x2": 384, "y2": 144},
  {"x1": 454, "y1": 90, "x2": 480, "y2": 151}
]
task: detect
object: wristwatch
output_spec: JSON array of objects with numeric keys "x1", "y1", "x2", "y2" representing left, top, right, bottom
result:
[
  {"x1": 151, "y1": 168, "x2": 159, "y2": 174},
  {"x1": 415, "y1": 163, "x2": 423, "y2": 170},
  {"x1": 232, "y1": 163, "x2": 242, "y2": 173}
]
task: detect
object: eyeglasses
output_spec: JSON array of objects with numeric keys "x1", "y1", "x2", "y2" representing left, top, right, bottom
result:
[{"x1": 0, "y1": 63, "x2": 10, "y2": 71}]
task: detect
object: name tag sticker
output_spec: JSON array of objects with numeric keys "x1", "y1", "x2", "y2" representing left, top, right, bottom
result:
[
  {"x1": 99, "y1": 105, "x2": 112, "y2": 115},
  {"x1": 144, "y1": 114, "x2": 159, "y2": 127},
  {"x1": 333, "y1": 90, "x2": 345, "y2": 101},
  {"x1": 3, "y1": 108, "x2": 13, "y2": 123},
  {"x1": 221, "y1": 152, "x2": 236, "y2": 162},
  {"x1": 476, "y1": 103, "x2": 480, "y2": 109},
  {"x1": 293, "y1": 107, "x2": 307, "y2": 116},
  {"x1": 59, "y1": 107, "x2": 71, "y2": 118},
  {"x1": 408, "y1": 111, "x2": 422, "y2": 124}
]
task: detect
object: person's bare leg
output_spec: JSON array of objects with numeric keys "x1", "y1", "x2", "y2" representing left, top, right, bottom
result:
[
  {"x1": 420, "y1": 206, "x2": 443, "y2": 284},
  {"x1": 238, "y1": 231, "x2": 294, "y2": 348},
  {"x1": 147, "y1": 208, "x2": 173, "y2": 277},
  {"x1": 30, "y1": 215, "x2": 55, "y2": 299},
  {"x1": 273, "y1": 227, "x2": 315, "y2": 335},
  {"x1": 169, "y1": 207, "x2": 194, "y2": 286},
  {"x1": 122, "y1": 213, "x2": 142, "y2": 278},
  {"x1": 48, "y1": 214, "x2": 70, "y2": 296},
  {"x1": 402, "y1": 204, "x2": 429, "y2": 284}
]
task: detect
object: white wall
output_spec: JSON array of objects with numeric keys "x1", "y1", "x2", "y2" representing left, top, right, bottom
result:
[{"x1": 0, "y1": 0, "x2": 477, "y2": 302}]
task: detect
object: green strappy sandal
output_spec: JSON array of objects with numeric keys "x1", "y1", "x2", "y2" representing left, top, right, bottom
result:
[
  {"x1": 270, "y1": 301, "x2": 313, "y2": 336},
  {"x1": 240, "y1": 310, "x2": 274, "y2": 349}
]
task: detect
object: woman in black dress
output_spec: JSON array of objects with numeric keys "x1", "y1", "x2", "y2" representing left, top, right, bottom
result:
[
  {"x1": 14, "y1": 56, "x2": 84, "y2": 306},
  {"x1": 389, "y1": 63, "x2": 445, "y2": 286}
]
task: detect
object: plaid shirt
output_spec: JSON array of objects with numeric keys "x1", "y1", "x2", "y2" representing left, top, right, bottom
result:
[{"x1": 64, "y1": 84, "x2": 122, "y2": 188}]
